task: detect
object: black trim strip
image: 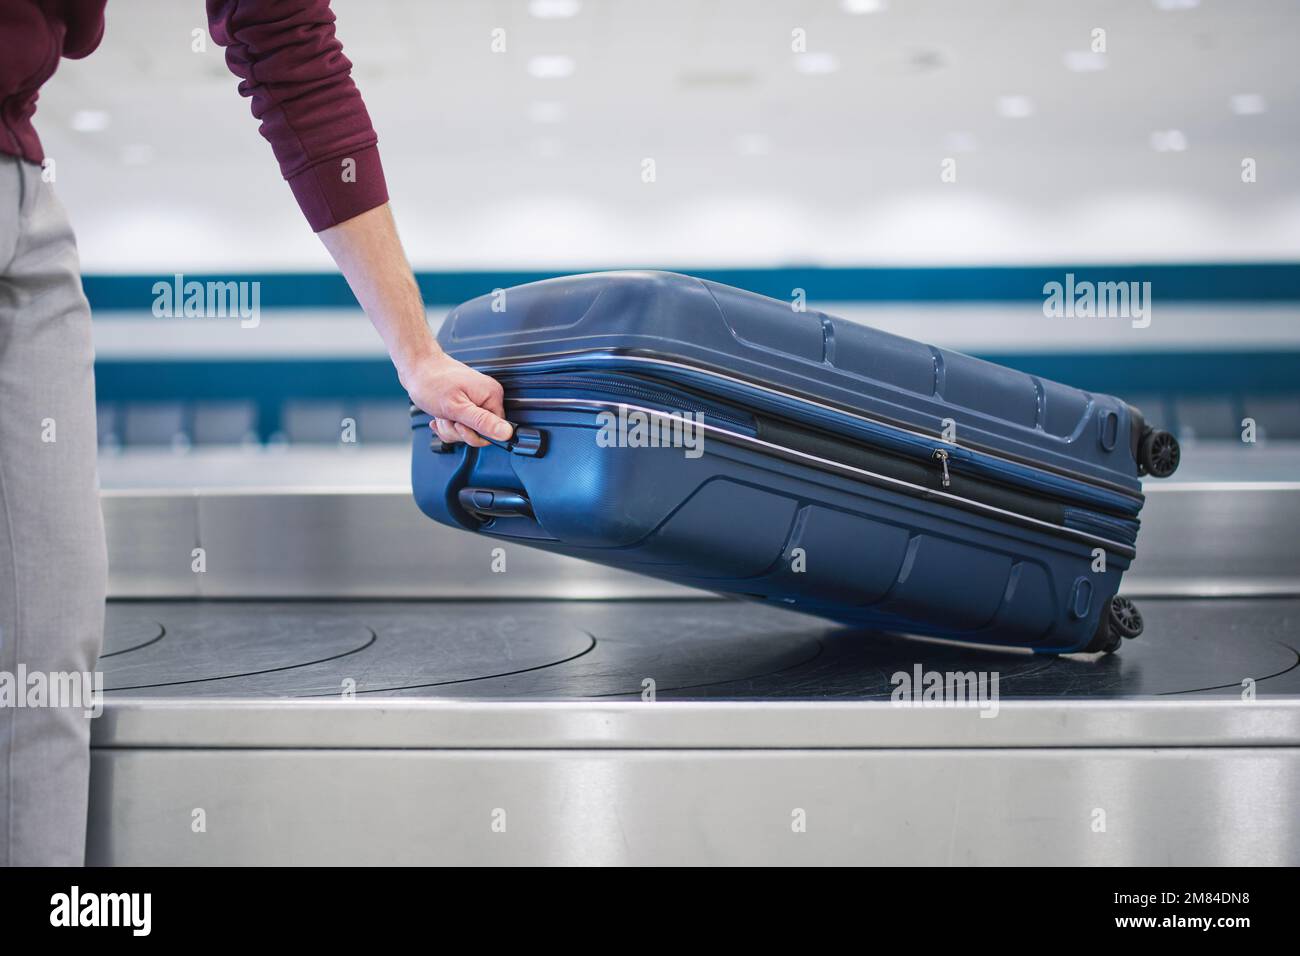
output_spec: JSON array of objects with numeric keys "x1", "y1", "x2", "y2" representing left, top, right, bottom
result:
[
  {"x1": 467, "y1": 349, "x2": 1146, "y2": 503},
  {"x1": 755, "y1": 416, "x2": 1066, "y2": 527},
  {"x1": 501, "y1": 397, "x2": 1139, "y2": 559}
]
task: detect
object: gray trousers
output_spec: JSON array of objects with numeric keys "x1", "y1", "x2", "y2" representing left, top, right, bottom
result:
[{"x1": 0, "y1": 154, "x2": 106, "y2": 866}]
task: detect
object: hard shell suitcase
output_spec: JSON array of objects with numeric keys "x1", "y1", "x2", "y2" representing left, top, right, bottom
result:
[{"x1": 411, "y1": 271, "x2": 1180, "y2": 654}]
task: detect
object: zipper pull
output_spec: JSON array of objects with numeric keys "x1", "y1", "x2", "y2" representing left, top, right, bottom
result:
[{"x1": 932, "y1": 448, "x2": 951, "y2": 488}]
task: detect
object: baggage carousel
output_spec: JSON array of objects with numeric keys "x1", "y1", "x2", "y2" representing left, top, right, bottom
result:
[
  {"x1": 86, "y1": 445, "x2": 1300, "y2": 865},
  {"x1": 98, "y1": 597, "x2": 1300, "y2": 701}
]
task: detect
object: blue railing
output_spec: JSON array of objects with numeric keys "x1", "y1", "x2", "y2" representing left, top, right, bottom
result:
[{"x1": 86, "y1": 265, "x2": 1300, "y2": 447}]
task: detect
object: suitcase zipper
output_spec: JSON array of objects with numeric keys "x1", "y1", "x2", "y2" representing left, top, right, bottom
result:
[
  {"x1": 931, "y1": 448, "x2": 951, "y2": 488},
  {"x1": 495, "y1": 372, "x2": 755, "y2": 431},
  {"x1": 479, "y1": 355, "x2": 1144, "y2": 519},
  {"x1": 495, "y1": 394, "x2": 1139, "y2": 557},
  {"x1": 477, "y1": 370, "x2": 1140, "y2": 551},
  {"x1": 492, "y1": 369, "x2": 1134, "y2": 520}
]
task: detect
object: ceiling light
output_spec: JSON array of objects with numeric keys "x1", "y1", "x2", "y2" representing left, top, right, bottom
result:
[
  {"x1": 841, "y1": 0, "x2": 886, "y2": 13},
  {"x1": 1149, "y1": 129, "x2": 1188, "y2": 152},
  {"x1": 529, "y1": 0, "x2": 581, "y2": 17},
  {"x1": 528, "y1": 55, "x2": 576, "y2": 79},
  {"x1": 794, "y1": 52, "x2": 840, "y2": 75},
  {"x1": 1152, "y1": 0, "x2": 1199, "y2": 10},
  {"x1": 1230, "y1": 93, "x2": 1267, "y2": 115},
  {"x1": 996, "y1": 95, "x2": 1034, "y2": 119},
  {"x1": 1063, "y1": 50, "x2": 1107, "y2": 72},
  {"x1": 529, "y1": 101, "x2": 566, "y2": 123},
  {"x1": 70, "y1": 109, "x2": 110, "y2": 132}
]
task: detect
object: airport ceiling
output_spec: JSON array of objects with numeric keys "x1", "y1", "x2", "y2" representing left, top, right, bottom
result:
[{"x1": 35, "y1": 0, "x2": 1300, "y2": 270}]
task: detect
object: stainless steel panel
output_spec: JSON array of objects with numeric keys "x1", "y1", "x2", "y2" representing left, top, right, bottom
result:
[
  {"x1": 1128, "y1": 483, "x2": 1300, "y2": 596},
  {"x1": 100, "y1": 483, "x2": 1300, "y2": 599},
  {"x1": 103, "y1": 492, "x2": 201, "y2": 598},
  {"x1": 192, "y1": 491, "x2": 693, "y2": 599},
  {"x1": 90, "y1": 698, "x2": 1300, "y2": 750},
  {"x1": 86, "y1": 746, "x2": 1300, "y2": 865}
]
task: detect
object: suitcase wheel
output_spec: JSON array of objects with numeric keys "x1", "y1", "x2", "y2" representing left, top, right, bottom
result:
[
  {"x1": 1108, "y1": 595, "x2": 1145, "y2": 640},
  {"x1": 1138, "y1": 428, "x2": 1180, "y2": 478},
  {"x1": 1086, "y1": 595, "x2": 1144, "y2": 654}
]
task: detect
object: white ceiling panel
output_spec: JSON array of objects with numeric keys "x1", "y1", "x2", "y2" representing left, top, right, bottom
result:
[{"x1": 29, "y1": 0, "x2": 1300, "y2": 270}]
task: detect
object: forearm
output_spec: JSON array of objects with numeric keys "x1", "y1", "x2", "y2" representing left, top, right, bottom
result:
[
  {"x1": 317, "y1": 204, "x2": 439, "y2": 386},
  {"x1": 210, "y1": 1, "x2": 507, "y2": 444},
  {"x1": 318, "y1": 204, "x2": 511, "y2": 445}
]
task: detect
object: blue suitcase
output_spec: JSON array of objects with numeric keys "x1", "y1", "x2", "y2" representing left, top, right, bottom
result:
[{"x1": 411, "y1": 271, "x2": 1180, "y2": 654}]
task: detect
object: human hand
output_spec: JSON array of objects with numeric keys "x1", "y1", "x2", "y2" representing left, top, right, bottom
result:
[
  {"x1": 315, "y1": 206, "x2": 512, "y2": 448},
  {"x1": 402, "y1": 351, "x2": 512, "y2": 448}
]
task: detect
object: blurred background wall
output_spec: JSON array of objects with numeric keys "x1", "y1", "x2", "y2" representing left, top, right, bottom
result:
[{"x1": 29, "y1": 0, "x2": 1300, "y2": 480}]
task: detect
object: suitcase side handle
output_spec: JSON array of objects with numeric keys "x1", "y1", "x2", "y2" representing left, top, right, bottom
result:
[{"x1": 456, "y1": 487, "x2": 534, "y2": 520}]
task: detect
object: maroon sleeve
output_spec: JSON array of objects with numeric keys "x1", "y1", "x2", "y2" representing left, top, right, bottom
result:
[{"x1": 207, "y1": 0, "x2": 389, "y2": 232}]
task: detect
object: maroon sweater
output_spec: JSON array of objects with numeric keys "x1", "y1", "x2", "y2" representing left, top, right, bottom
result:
[{"x1": 0, "y1": 0, "x2": 388, "y2": 231}]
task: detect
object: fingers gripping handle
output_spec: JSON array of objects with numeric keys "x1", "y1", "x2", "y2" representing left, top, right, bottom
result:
[
  {"x1": 491, "y1": 426, "x2": 546, "y2": 457},
  {"x1": 428, "y1": 425, "x2": 546, "y2": 457},
  {"x1": 408, "y1": 403, "x2": 546, "y2": 458}
]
